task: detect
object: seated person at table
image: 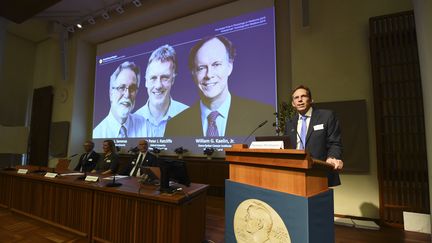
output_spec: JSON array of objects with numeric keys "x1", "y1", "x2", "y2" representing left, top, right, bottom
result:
[
  {"x1": 91, "y1": 140, "x2": 119, "y2": 175},
  {"x1": 119, "y1": 139, "x2": 158, "y2": 176},
  {"x1": 74, "y1": 140, "x2": 100, "y2": 172}
]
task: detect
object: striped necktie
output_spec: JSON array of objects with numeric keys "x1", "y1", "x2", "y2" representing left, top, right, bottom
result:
[
  {"x1": 119, "y1": 125, "x2": 127, "y2": 138},
  {"x1": 206, "y1": 111, "x2": 220, "y2": 137}
]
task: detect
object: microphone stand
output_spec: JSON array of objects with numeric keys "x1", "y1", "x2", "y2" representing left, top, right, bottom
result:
[
  {"x1": 242, "y1": 120, "x2": 268, "y2": 144},
  {"x1": 289, "y1": 117, "x2": 305, "y2": 150},
  {"x1": 77, "y1": 171, "x2": 87, "y2": 180},
  {"x1": 106, "y1": 175, "x2": 122, "y2": 187},
  {"x1": 3, "y1": 159, "x2": 17, "y2": 171},
  {"x1": 32, "y1": 165, "x2": 47, "y2": 174}
]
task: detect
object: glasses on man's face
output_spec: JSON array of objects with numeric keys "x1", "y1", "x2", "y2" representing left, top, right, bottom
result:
[
  {"x1": 147, "y1": 75, "x2": 173, "y2": 85},
  {"x1": 112, "y1": 85, "x2": 138, "y2": 94}
]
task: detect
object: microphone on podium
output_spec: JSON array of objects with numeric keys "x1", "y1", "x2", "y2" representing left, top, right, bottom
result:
[
  {"x1": 287, "y1": 116, "x2": 305, "y2": 150},
  {"x1": 290, "y1": 128, "x2": 305, "y2": 150},
  {"x1": 242, "y1": 120, "x2": 268, "y2": 144}
]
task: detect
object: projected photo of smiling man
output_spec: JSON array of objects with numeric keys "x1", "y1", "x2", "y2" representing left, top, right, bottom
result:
[
  {"x1": 135, "y1": 45, "x2": 188, "y2": 137},
  {"x1": 193, "y1": 37, "x2": 233, "y2": 109},
  {"x1": 93, "y1": 61, "x2": 148, "y2": 138},
  {"x1": 165, "y1": 36, "x2": 274, "y2": 137}
]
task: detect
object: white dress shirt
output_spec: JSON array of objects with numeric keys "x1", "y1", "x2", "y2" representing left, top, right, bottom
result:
[
  {"x1": 93, "y1": 112, "x2": 148, "y2": 138},
  {"x1": 129, "y1": 152, "x2": 147, "y2": 176},
  {"x1": 134, "y1": 98, "x2": 188, "y2": 137}
]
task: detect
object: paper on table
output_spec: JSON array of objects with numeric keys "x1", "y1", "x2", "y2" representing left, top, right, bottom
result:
[
  {"x1": 102, "y1": 175, "x2": 129, "y2": 180},
  {"x1": 352, "y1": 219, "x2": 380, "y2": 230},
  {"x1": 334, "y1": 217, "x2": 354, "y2": 227},
  {"x1": 59, "y1": 172, "x2": 85, "y2": 176}
]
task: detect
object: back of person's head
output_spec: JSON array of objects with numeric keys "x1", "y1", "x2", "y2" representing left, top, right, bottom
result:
[
  {"x1": 147, "y1": 44, "x2": 177, "y2": 73},
  {"x1": 291, "y1": 84, "x2": 313, "y2": 100},
  {"x1": 110, "y1": 61, "x2": 141, "y2": 89},
  {"x1": 188, "y1": 35, "x2": 236, "y2": 71}
]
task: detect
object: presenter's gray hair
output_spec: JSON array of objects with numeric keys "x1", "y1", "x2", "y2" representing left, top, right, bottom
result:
[{"x1": 110, "y1": 61, "x2": 141, "y2": 88}]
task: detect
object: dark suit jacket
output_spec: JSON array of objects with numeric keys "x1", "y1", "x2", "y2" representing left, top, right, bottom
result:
[
  {"x1": 94, "y1": 153, "x2": 120, "y2": 174},
  {"x1": 74, "y1": 151, "x2": 100, "y2": 172},
  {"x1": 119, "y1": 152, "x2": 158, "y2": 176},
  {"x1": 285, "y1": 108, "x2": 343, "y2": 186},
  {"x1": 165, "y1": 95, "x2": 274, "y2": 136}
]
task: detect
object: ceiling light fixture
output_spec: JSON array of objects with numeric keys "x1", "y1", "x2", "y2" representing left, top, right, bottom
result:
[
  {"x1": 132, "y1": 0, "x2": 142, "y2": 7},
  {"x1": 66, "y1": 25, "x2": 75, "y2": 33},
  {"x1": 87, "y1": 16, "x2": 96, "y2": 25},
  {"x1": 101, "y1": 11, "x2": 110, "y2": 20},
  {"x1": 115, "y1": 5, "x2": 125, "y2": 14},
  {"x1": 76, "y1": 23, "x2": 82, "y2": 29}
]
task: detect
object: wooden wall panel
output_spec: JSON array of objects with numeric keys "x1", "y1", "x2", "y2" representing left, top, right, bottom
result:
[
  {"x1": 1, "y1": 170, "x2": 208, "y2": 242},
  {"x1": 9, "y1": 176, "x2": 92, "y2": 236},
  {"x1": 92, "y1": 192, "x2": 137, "y2": 242},
  {"x1": 0, "y1": 174, "x2": 12, "y2": 208},
  {"x1": 369, "y1": 11, "x2": 429, "y2": 227},
  {"x1": 28, "y1": 86, "x2": 53, "y2": 166},
  {"x1": 135, "y1": 200, "x2": 180, "y2": 243}
]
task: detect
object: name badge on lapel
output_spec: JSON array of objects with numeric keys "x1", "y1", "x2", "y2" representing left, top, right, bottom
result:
[
  {"x1": 313, "y1": 124, "x2": 324, "y2": 131},
  {"x1": 88, "y1": 158, "x2": 93, "y2": 161},
  {"x1": 106, "y1": 160, "x2": 111, "y2": 163}
]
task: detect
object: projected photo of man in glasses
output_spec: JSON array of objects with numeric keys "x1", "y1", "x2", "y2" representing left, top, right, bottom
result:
[{"x1": 93, "y1": 61, "x2": 148, "y2": 138}]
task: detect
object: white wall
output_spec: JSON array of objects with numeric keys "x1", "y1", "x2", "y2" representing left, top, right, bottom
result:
[
  {"x1": 289, "y1": 0, "x2": 413, "y2": 218},
  {"x1": 412, "y1": 0, "x2": 432, "y2": 226}
]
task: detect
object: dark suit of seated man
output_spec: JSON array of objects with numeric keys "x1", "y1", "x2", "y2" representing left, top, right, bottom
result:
[
  {"x1": 119, "y1": 139, "x2": 159, "y2": 176},
  {"x1": 74, "y1": 140, "x2": 100, "y2": 172}
]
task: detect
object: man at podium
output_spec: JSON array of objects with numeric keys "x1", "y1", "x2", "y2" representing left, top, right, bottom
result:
[{"x1": 285, "y1": 85, "x2": 344, "y2": 186}]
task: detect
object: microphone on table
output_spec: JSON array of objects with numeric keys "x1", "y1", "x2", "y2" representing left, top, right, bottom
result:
[
  {"x1": 242, "y1": 120, "x2": 268, "y2": 144},
  {"x1": 106, "y1": 175, "x2": 122, "y2": 187}
]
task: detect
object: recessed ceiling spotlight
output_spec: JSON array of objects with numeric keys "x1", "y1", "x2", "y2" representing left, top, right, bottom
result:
[
  {"x1": 115, "y1": 5, "x2": 125, "y2": 14},
  {"x1": 66, "y1": 25, "x2": 74, "y2": 33},
  {"x1": 101, "y1": 11, "x2": 110, "y2": 20},
  {"x1": 76, "y1": 23, "x2": 82, "y2": 29},
  {"x1": 132, "y1": 0, "x2": 142, "y2": 7},
  {"x1": 87, "y1": 17, "x2": 96, "y2": 25}
]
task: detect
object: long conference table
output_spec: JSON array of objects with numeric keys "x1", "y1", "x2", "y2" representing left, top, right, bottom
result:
[{"x1": 0, "y1": 166, "x2": 208, "y2": 243}]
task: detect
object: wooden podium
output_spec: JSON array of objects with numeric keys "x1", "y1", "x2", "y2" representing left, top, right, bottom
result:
[
  {"x1": 224, "y1": 144, "x2": 335, "y2": 243},
  {"x1": 225, "y1": 144, "x2": 333, "y2": 197}
]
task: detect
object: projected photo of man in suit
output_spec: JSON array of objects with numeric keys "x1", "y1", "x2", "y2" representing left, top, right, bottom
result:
[
  {"x1": 165, "y1": 35, "x2": 274, "y2": 137},
  {"x1": 93, "y1": 61, "x2": 148, "y2": 138},
  {"x1": 134, "y1": 45, "x2": 188, "y2": 137}
]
